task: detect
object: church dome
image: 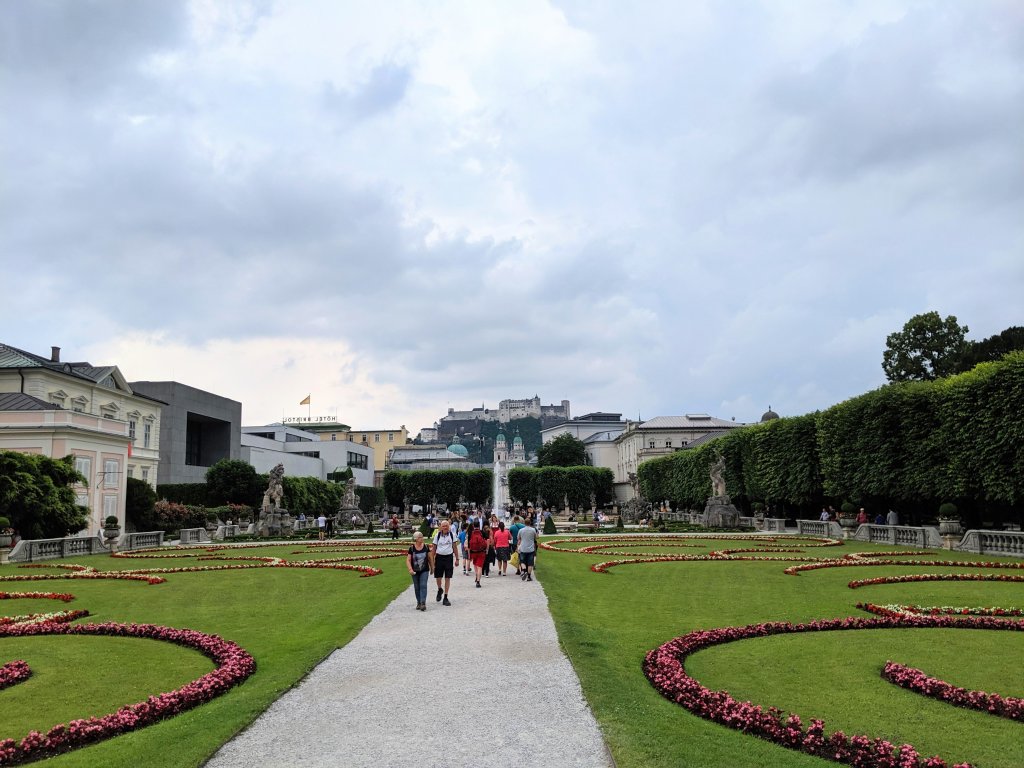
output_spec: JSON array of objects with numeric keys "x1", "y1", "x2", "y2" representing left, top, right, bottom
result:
[
  {"x1": 760, "y1": 405, "x2": 780, "y2": 422},
  {"x1": 495, "y1": 431, "x2": 507, "y2": 444},
  {"x1": 448, "y1": 435, "x2": 469, "y2": 457},
  {"x1": 513, "y1": 434, "x2": 523, "y2": 446}
]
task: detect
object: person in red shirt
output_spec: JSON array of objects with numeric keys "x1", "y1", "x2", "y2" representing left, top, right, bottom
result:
[
  {"x1": 468, "y1": 524, "x2": 488, "y2": 588},
  {"x1": 492, "y1": 521, "x2": 512, "y2": 576},
  {"x1": 856, "y1": 507, "x2": 870, "y2": 525}
]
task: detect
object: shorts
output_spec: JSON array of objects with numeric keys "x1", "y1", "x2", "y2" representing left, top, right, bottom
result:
[
  {"x1": 461, "y1": 544, "x2": 469, "y2": 559},
  {"x1": 519, "y1": 550, "x2": 536, "y2": 567},
  {"x1": 470, "y1": 551, "x2": 486, "y2": 568},
  {"x1": 433, "y1": 553, "x2": 454, "y2": 579},
  {"x1": 496, "y1": 546, "x2": 510, "y2": 562}
]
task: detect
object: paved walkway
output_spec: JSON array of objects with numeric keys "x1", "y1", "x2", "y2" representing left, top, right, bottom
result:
[{"x1": 206, "y1": 565, "x2": 614, "y2": 768}]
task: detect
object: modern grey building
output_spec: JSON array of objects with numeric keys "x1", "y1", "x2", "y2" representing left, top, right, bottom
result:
[{"x1": 129, "y1": 381, "x2": 242, "y2": 486}]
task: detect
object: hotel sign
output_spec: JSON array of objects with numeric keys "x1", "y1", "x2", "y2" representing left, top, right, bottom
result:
[{"x1": 283, "y1": 416, "x2": 343, "y2": 425}]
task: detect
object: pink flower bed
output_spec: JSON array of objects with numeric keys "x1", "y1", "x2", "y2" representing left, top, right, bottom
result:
[
  {"x1": 882, "y1": 661, "x2": 1024, "y2": 722},
  {"x1": 0, "y1": 621, "x2": 256, "y2": 766},
  {"x1": 786, "y1": 558, "x2": 1024, "y2": 576},
  {"x1": 849, "y1": 574, "x2": 1024, "y2": 590},
  {"x1": 643, "y1": 614, "x2": 1024, "y2": 768},
  {"x1": 0, "y1": 660, "x2": 31, "y2": 691}
]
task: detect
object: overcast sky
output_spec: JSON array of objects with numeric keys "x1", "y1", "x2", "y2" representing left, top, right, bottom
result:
[{"x1": 2, "y1": 0, "x2": 1021, "y2": 434}]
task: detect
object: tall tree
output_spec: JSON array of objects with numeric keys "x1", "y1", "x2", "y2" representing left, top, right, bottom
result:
[
  {"x1": 956, "y1": 326, "x2": 1024, "y2": 372},
  {"x1": 536, "y1": 433, "x2": 587, "y2": 467},
  {"x1": 205, "y1": 459, "x2": 261, "y2": 506},
  {"x1": 882, "y1": 311, "x2": 969, "y2": 382},
  {"x1": 383, "y1": 471, "x2": 405, "y2": 509}
]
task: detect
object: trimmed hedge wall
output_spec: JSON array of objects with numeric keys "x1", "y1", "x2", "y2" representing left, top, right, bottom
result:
[
  {"x1": 381, "y1": 469, "x2": 494, "y2": 509},
  {"x1": 639, "y1": 352, "x2": 1024, "y2": 524},
  {"x1": 507, "y1": 466, "x2": 614, "y2": 508}
]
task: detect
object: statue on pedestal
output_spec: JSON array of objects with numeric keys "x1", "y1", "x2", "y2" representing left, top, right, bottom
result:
[
  {"x1": 704, "y1": 454, "x2": 740, "y2": 528},
  {"x1": 259, "y1": 464, "x2": 286, "y2": 537}
]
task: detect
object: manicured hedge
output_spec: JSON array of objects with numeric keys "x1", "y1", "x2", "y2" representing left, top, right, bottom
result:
[
  {"x1": 507, "y1": 466, "x2": 614, "y2": 508},
  {"x1": 640, "y1": 352, "x2": 1024, "y2": 522},
  {"x1": 155, "y1": 483, "x2": 209, "y2": 506},
  {"x1": 381, "y1": 469, "x2": 494, "y2": 509}
]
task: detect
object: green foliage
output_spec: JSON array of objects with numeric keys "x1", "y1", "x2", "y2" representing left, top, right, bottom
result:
[
  {"x1": 205, "y1": 460, "x2": 262, "y2": 507},
  {"x1": 357, "y1": 486, "x2": 385, "y2": 514},
  {"x1": 0, "y1": 516, "x2": 10, "y2": 528},
  {"x1": 508, "y1": 466, "x2": 610, "y2": 509},
  {"x1": 615, "y1": 515, "x2": 624, "y2": 530},
  {"x1": 938, "y1": 502, "x2": 959, "y2": 518},
  {"x1": 383, "y1": 471, "x2": 404, "y2": 507},
  {"x1": 882, "y1": 311, "x2": 969, "y2": 382},
  {"x1": 125, "y1": 477, "x2": 157, "y2": 531},
  {"x1": 152, "y1": 500, "x2": 206, "y2": 534},
  {"x1": 0, "y1": 451, "x2": 87, "y2": 538},
  {"x1": 957, "y1": 326, "x2": 1024, "y2": 372},
  {"x1": 543, "y1": 514, "x2": 557, "y2": 534},
  {"x1": 536, "y1": 433, "x2": 588, "y2": 467},
  {"x1": 280, "y1": 476, "x2": 343, "y2": 519},
  {"x1": 366, "y1": 520, "x2": 375, "y2": 534},
  {"x1": 104, "y1": 516, "x2": 119, "y2": 527},
  {"x1": 508, "y1": 467, "x2": 537, "y2": 506},
  {"x1": 155, "y1": 483, "x2": 208, "y2": 506},
  {"x1": 432, "y1": 469, "x2": 466, "y2": 509},
  {"x1": 418, "y1": 517, "x2": 433, "y2": 537},
  {"x1": 464, "y1": 469, "x2": 493, "y2": 505},
  {"x1": 840, "y1": 502, "x2": 858, "y2": 516}
]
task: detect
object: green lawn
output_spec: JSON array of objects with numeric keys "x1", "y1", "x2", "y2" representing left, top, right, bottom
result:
[
  {"x1": 0, "y1": 542, "x2": 409, "y2": 767},
  {"x1": 538, "y1": 536, "x2": 1024, "y2": 768}
]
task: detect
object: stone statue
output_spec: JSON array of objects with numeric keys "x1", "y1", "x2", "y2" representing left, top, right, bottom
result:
[
  {"x1": 628, "y1": 471, "x2": 641, "y2": 498},
  {"x1": 262, "y1": 464, "x2": 285, "y2": 511},
  {"x1": 709, "y1": 455, "x2": 727, "y2": 498},
  {"x1": 341, "y1": 477, "x2": 360, "y2": 510}
]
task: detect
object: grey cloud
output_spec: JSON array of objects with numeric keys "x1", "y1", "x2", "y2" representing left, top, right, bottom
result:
[{"x1": 322, "y1": 63, "x2": 412, "y2": 122}]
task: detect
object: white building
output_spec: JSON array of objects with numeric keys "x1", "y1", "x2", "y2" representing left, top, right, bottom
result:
[
  {"x1": 241, "y1": 425, "x2": 374, "y2": 487},
  {"x1": 614, "y1": 415, "x2": 743, "y2": 498},
  {"x1": 540, "y1": 412, "x2": 626, "y2": 444},
  {"x1": 0, "y1": 343, "x2": 162, "y2": 534}
]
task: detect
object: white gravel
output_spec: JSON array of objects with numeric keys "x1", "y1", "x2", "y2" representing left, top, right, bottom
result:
[{"x1": 205, "y1": 566, "x2": 614, "y2": 768}]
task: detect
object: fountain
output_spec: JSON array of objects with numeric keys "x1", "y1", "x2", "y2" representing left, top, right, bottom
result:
[{"x1": 492, "y1": 458, "x2": 508, "y2": 517}]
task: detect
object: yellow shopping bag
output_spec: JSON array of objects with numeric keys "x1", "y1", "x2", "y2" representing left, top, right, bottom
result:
[{"x1": 510, "y1": 551, "x2": 520, "y2": 569}]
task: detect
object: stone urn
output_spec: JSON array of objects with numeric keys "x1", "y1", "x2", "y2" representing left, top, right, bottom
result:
[
  {"x1": 0, "y1": 532, "x2": 12, "y2": 549},
  {"x1": 938, "y1": 518, "x2": 961, "y2": 536},
  {"x1": 838, "y1": 515, "x2": 858, "y2": 538}
]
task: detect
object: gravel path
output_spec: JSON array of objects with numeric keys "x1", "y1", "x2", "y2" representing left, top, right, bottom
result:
[{"x1": 205, "y1": 565, "x2": 614, "y2": 768}]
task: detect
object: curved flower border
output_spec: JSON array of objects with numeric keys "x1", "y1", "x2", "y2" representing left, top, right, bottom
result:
[
  {"x1": 0, "y1": 660, "x2": 31, "y2": 691},
  {"x1": 0, "y1": 621, "x2": 256, "y2": 766},
  {"x1": 849, "y1": 574, "x2": 1024, "y2": 590},
  {"x1": 643, "y1": 614, "x2": 1024, "y2": 768},
  {"x1": 881, "y1": 661, "x2": 1024, "y2": 722}
]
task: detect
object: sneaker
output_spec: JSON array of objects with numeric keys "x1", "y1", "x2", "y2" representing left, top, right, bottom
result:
[
  {"x1": 475, "y1": 581, "x2": 481, "y2": 588},
  {"x1": 527, "y1": 575, "x2": 533, "y2": 581},
  {"x1": 521, "y1": 572, "x2": 527, "y2": 581},
  {"x1": 419, "y1": 604, "x2": 426, "y2": 611},
  {"x1": 442, "y1": 596, "x2": 451, "y2": 606},
  {"x1": 436, "y1": 588, "x2": 443, "y2": 602}
]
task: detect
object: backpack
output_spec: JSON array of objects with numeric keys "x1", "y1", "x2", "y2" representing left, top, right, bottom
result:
[{"x1": 469, "y1": 529, "x2": 486, "y2": 553}]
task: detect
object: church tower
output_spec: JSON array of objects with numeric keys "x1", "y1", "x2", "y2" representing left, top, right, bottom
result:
[
  {"x1": 494, "y1": 430, "x2": 508, "y2": 463},
  {"x1": 511, "y1": 428, "x2": 526, "y2": 463}
]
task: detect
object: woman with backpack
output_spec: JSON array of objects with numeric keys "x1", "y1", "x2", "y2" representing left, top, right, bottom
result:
[
  {"x1": 407, "y1": 531, "x2": 432, "y2": 611},
  {"x1": 481, "y1": 522, "x2": 495, "y2": 578},
  {"x1": 468, "y1": 523, "x2": 488, "y2": 588}
]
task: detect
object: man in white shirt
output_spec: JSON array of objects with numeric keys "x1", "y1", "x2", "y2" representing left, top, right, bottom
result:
[
  {"x1": 316, "y1": 513, "x2": 327, "y2": 541},
  {"x1": 430, "y1": 519, "x2": 460, "y2": 606}
]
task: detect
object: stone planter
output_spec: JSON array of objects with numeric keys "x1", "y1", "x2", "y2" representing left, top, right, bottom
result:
[
  {"x1": 838, "y1": 516, "x2": 858, "y2": 538},
  {"x1": 0, "y1": 533, "x2": 12, "y2": 548},
  {"x1": 938, "y1": 519, "x2": 961, "y2": 536}
]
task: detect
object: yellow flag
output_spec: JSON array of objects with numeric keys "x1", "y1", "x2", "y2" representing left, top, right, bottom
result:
[{"x1": 299, "y1": 394, "x2": 311, "y2": 406}]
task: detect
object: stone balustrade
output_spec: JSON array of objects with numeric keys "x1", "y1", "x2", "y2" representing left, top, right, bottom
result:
[
  {"x1": 7, "y1": 535, "x2": 107, "y2": 563},
  {"x1": 121, "y1": 531, "x2": 166, "y2": 551},
  {"x1": 761, "y1": 518, "x2": 788, "y2": 532},
  {"x1": 213, "y1": 524, "x2": 242, "y2": 540},
  {"x1": 178, "y1": 528, "x2": 212, "y2": 545},
  {"x1": 738, "y1": 516, "x2": 755, "y2": 528},
  {"x1": 796, "y1": 520, "x2": 844, "y2": 539},
  {"x1": 956, "y1": 529, "x2": 1024, "y2": 557},
  {"x1": 852, "y1": 524, "x2": 941, "y2": 549}
]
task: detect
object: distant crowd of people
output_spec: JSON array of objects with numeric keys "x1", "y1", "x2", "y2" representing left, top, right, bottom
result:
[
  {"x1": 405, "y1": 509, "x2": 540, "y2": 611},
  {"x1": 818, "y1": 505, "x2": 899, "y2": 526}
]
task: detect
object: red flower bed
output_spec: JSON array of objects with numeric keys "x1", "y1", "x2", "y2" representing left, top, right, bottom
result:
[
  {"x1": 882, "y1": 661, "x2": 1024, "y2": 722},
  {"x1": 0, "y1": 621, "x2": 256, "y2": 766},
  {"x1": 849, "y1": 574, "x2": 1024, "y2": 590},
  {"x1": 786, "y1": 558, "x2": 1024, "y2": 576},
  {"x1": 0, "y1": 660, "x2": 31, "y2": 690},
  {"x1": 643, "y1": 614, "x2": 1024, "y2": 768}
]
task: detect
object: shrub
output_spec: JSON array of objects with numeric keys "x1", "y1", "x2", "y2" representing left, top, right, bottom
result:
[
  {"x1": 938, "y1": 502, "x2": 959, "y2": 519},
  {"x1": 840, "y1": 502, "x2": 858, "y2": 516},
  {"x1": 104, "y1": 516, "x2": 119, "y2": 527},
  {"x1": 366, "y1": 520, "x2": 375, "y2": 535},
  {"x1": 616, "y1": 516, "x2": 624, "y2": 530},
  {"x1": 0, "y1": 516, "x2": 10, "y2": 528},
  {"x1": 543, "y1": 515, "x2": 557, "y2": 535}
]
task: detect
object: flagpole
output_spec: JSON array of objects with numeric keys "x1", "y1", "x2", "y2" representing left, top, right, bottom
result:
[{"x1": 307, "y1": 395, "x2": 311, "y2": 421}]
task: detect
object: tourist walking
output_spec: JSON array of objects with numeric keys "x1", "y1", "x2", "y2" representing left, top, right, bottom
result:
[
  {"x1": 317, "y1": 513, "x2": 327, "y2": 541},
  {"x1": 468, "y1": 523, "x2": 488, "y2": 588},
  {"x1": 492, "y1": 521, "x2": 511, "y2": 576},
  {"x1": 887, "y1": 509, "x2": 900, "y2": 526},
  {"x1": 325, "y1": 514, "x2": 334, "y2": 539},
  {"x1": 517, "y1": 518, "x2": 538, "y2": 582},
  {"x1": 430, "y1": 519, "x2": 459, "y2": 606},
  {"x1": 390, "y1": 514, "x2": 400, "y2": 540},
  {"x1": 509, "y1": 515, "x2": 524, "y2": 575},
  {"x1": 481, "y1": 522, "x2": 494, "y2": 577},
  {"x1": 459, "y1": 521, "x2": 470, "y2": 575},
  {"x1": 407, "y1": 532, "x2": 432, "y2": 611}
]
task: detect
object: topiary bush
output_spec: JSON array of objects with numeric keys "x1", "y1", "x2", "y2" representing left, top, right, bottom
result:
[
  {"x1": 543, "y1": 515, "x2": 557, "y2": 535},
  {"x1": 938, "y1": 502, "x2": 959, "y2": 519}
]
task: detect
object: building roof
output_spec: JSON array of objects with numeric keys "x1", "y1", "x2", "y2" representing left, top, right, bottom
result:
[
  {"x1": 0, "y1": 392, "x2": 62, "y2": 411},
  {"x1": 0, "y1": 343, "x2": 132, "y2": 392},
  {"x1": 582, "y1": 430, "x2": 624, "y2": 444},
  {"x1": 681, "y1": 431, "x2": 730, "y2": 449},
  {"x1": 761, "y1": 406, "x2": 780, "y2": 422},
  {"x1": 640, "y1": 415, "x2": 740, "y2": 430}
]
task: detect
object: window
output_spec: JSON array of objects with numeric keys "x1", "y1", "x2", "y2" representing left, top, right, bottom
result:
[
  {"x1": 374, "y1": 433, "x2": 380, "y2": 442},
  {"x1": 126, "y1": 466, "x2": 134, "y2": 479},
  {"x1": 129, "y1": 418, "x2": 137, "y2": 443},
  {"x1": 665, "y1": 440, "x2": 672, "y2": 447},
  {"x1": 347, "y1": 451, "x2": 369, "y2": 470},
  {"x1": 141, "y1": 468, "x2": 149, "y2": 483},
  {"x1": 103, "y1": 495, "x2": 117, "y2": 519},
  {"x1": 361, "y1": 434, "x2": 367, "y2": 443},
  {"x1": 649, "y1": 440, "x2": 655, "y2": 449},
  {"x1": 331, "y1": 433, "x2": 336, "y2": 441},
  {"x1": 143, "y1": 422, "x2": 152, "y2": 448},
  {"x1": 388, "y1": 433, "x2": 394, "y2": 442},
  {"x1": 76, "y1": 493, "x2": 90, "y2": 511},
  {"x1": 74, "y1": 456, "x2": 91, "y2": 481},
  {"x1": 104, "y1": 459, "x2": 119, "y2": 488},
  {"x1": 71, "y1": 396, "x2": 87, "y2": 413},
  {"x1": 49, "y1": 390, "x2": 67, "y2": 407}
]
